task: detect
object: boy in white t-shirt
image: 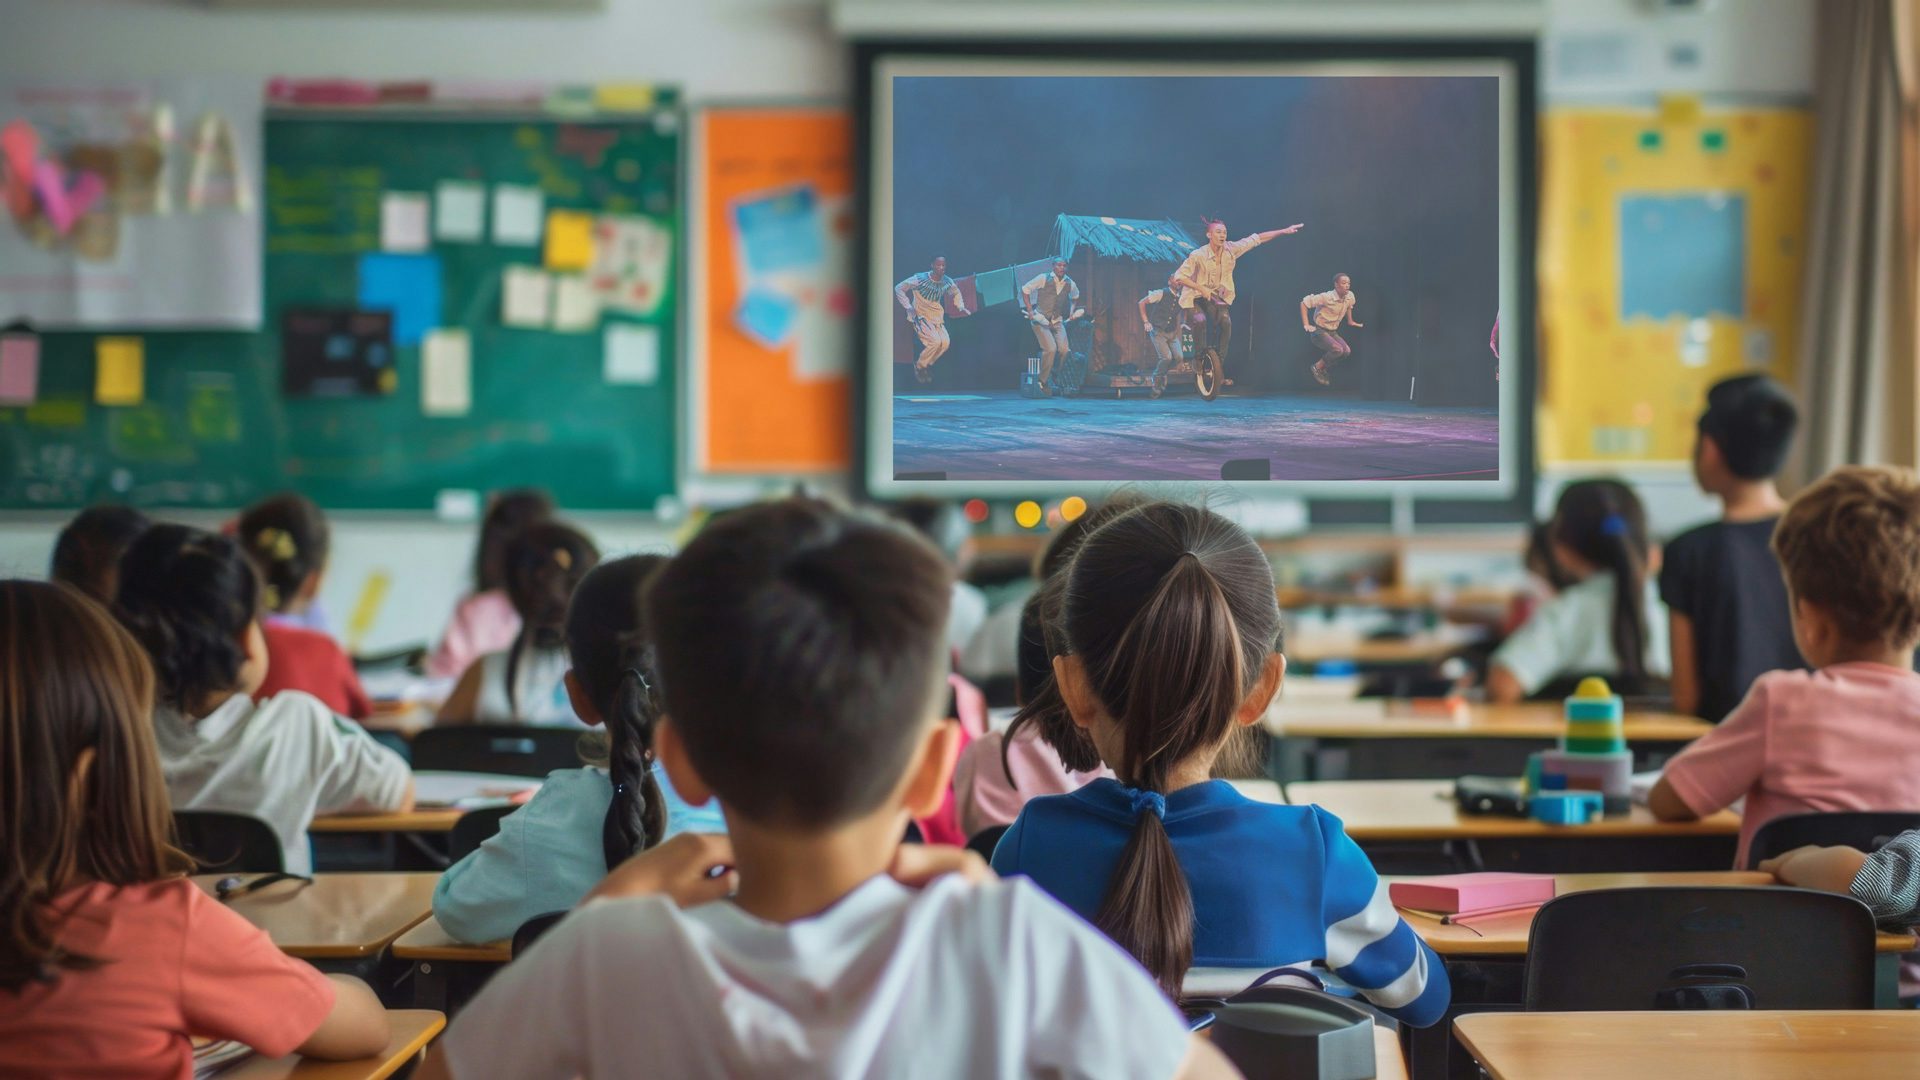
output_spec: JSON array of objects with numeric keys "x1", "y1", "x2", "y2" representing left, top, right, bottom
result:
[{"x1": 419, "y1": 499, "x2": 1228, "y2": 1080}]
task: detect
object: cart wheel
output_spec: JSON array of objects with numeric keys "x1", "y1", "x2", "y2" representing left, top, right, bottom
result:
[{"x1": 1195, "y1": 348, "x2": 1221, "y2": 401}]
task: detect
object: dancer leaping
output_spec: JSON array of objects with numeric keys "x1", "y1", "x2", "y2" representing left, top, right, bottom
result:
[
  {"x1": 894, "y1": 255, "x2": 971, "y2": 383},
  {"x1": 1301, "y1": 273, "x2": 1363, "y2": 386}
]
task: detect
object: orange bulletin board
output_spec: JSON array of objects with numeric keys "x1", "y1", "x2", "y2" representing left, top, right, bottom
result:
[{"x1": 688, "y1": 105, "x2": 852, "y2": 475}]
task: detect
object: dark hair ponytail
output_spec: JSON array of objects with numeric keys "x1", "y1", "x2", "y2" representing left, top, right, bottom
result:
[
  {"x1": 1056, "y1": 502, "x2": 1281, "y2": 999},
  {"x1": 502, "y1": 521, "x2": 599, "y2": 715},
  {"x1": 113, "y1": 524, "x2": 263, "y2": 714},
  {"x1": 564, "y1": 555, "x2": 670, "y2": 867},
  {"x1": 1551, "y1": 479, "x2": 1651, "y2": 687},
  {"x1": 474, "y1": 488, "x2": 554, "y2": 594},
  {"x1": 236, "y1": 492, "x2": 330, "y2": 614}
]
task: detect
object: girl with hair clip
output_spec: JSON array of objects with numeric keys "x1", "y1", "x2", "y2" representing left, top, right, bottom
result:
[
  {"x1": 0, "y1": 580, "x2": 392, "y2": 1074},
  {"x1": 237, "y1": 492, "x2": 371, "y2": 719},
  {"x1": 437, "y1": 521, "x2": 599, "y2": 727},
  {"x1": 115, "y1": 525, "x2": 413, "y2": 876},
  {"x1": 1486, "y1": 479, "x2": 1670, "y2": 704},
  {"x1": 991, "y1": 502, "x2": 1449, "y2": 1023},
  {"x1": 427, "y1": 488, "x2": 555, "y2": 679},
  {"x1": 432, "y1": 556, "x2": 725, "y2": 945}
]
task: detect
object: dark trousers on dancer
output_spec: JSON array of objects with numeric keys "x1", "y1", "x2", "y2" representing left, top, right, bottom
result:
[
  {"x1": 1311, "y1": 329, "x2": 1351, "y2": 374},
  {"x1": 1194, "y1": 297, "x2": 1232, "y2": 381}
]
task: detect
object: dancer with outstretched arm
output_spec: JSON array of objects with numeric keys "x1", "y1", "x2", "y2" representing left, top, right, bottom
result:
[
  {"x1": 1300, "y1": 273, "x2": 1363, "y2": 386},
  {"x1": 894, "y1": 255, "x2": 970, "y2": 383},
  {"x1": 1172, "y1": 219, "x2": 1303, "y2": 390}
]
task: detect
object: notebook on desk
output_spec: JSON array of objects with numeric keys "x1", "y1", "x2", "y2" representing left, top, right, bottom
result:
[{"x1": 412, "y1": 770, "x2": 542, "y2": 809}]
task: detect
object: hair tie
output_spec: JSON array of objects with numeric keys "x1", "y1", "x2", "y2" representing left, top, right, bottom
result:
[
  {"x1": 261, "y1": 584, "x2": 282, "y2": 610},
  {"x1": 254, "y1": 527, "x2": 296, "y2": 561},
  {"x1": 1126, "y1": 787, "x2": 1167, "y2": 821},
  {"x1": 553, "y1": 548, "x2": 573, "y2": 570},
  {"x1": 624, "y1": 666, "x2": 652, "y2": 695},
  {"x1": 1600, "y1": 513, "x2": 1629, "y2": 538}
]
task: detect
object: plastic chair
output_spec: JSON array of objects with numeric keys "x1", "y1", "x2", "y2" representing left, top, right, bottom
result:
[
  {"x1": 966, "y1": 824, "x2": 1010, "y2": 862},
  {"x1": 411, "y1": 725, "x2": 583, "y2": 778},
  {"x1": 448, "y1": 805, "x2": 516, "y2": 862},
  {"x1": 1524, "y1": 887, "x2": 1876, "y2": 1011},
  {"x1": 512, "y1": 911, "x2": 567, "y2": 957},
  {"x1": 173, "y1": 811, "x2": 284, "y2": 873},
  {"x1": 1745, "y1": 811, "x2": 1920, "y2": 870}
]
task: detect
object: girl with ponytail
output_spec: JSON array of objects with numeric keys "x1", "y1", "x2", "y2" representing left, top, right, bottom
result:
[
  {"x1": 1487, "y1": 479, "x2": 1670, "y2": 703},
  {"x1": 437, "y1": 521, "x2": 599, "y2": 726},
  {"x1": 237, "y1": 492, "x2": 371, "y2": 719},
  {"x1": 992, "y1": 502, "x2": 1449, "y2": 1025},
  {"x1": 431, "y1": 556, "x2": 726, "y2": 945}
]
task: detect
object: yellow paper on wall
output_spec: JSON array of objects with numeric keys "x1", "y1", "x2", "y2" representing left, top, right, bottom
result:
[
  {"x1": 95, "y1": 337, "x2": 144, "y2": 406},
  {"x1": 544, "y1": 210, "x2": 596, "y2": 271},
  {"x1": 593, "y1": 84, "x2": 655, "y2": 112}
]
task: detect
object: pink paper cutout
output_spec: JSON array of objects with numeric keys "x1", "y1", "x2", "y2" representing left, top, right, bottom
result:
[{"x1": 32, "y1": 160, "x2": 105, "y2": 235}]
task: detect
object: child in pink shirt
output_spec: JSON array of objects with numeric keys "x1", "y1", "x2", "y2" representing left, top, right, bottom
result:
[
  {"x1": 1652, "y1": 466, "x2": 1920, "y2": 867},
  {"x1": 0, "y1": 581, "x2": 390, "y2": 1078},
  {"x1": 426, "y1": 489, "x2": 552, "y2": 678}
]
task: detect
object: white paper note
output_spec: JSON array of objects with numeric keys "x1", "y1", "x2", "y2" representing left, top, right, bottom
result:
[
  {"x1": 603, "y1": 322, "x2": 659, "y2": 386},
  {"x1": 435, "y1": 488, "x2": 481, "y2": 522},
  {"x1": 422, "y1": 328, "x2": 472, "y2": 416},
  {"x1": 380, "y1": 191, "x2": 431, "y2": 253},
  {"x1": 501, "y1": 265, "x2": 552, "y2": 328},
  {"x1": 551, "y1": 274, "x2": 601, "y2": 332},
  {"x1": 434, "y1": 180, "x2": 486, "y2": 243},
  {"x1": 492, "y1": 183, "x2": 545, "y2": 246}
]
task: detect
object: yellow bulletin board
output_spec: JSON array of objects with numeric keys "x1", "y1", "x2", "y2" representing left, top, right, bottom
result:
[{"x1": 1538, "y1": 103, "x2": 1811, "y2": 464}]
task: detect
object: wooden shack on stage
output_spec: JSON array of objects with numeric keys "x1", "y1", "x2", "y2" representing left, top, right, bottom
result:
[{"x1": 1052, "y1": 214, "x2": 1198, "y2": 378}]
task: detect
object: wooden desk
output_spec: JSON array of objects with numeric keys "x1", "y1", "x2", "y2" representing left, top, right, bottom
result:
[
  {"x1": 1386, "y1": 870, "x2": 1917, "y2": 958},
  {"x1": 192, "y1": 873, "x2": 438, "y2": 960},
  {"x1": 309, "y1": 809, "x2": 465, "y2": 834},
  {"x1": 223, "y1": 1009, "x2": 445, "y2": 1080},
  {"x1": 1373, "y1": 1022, "x2": 1409, "y2": 1080},
  {"x1": 391, "y1": 916, "x2": 511, "y2": 1011},
  {"x1": 1288, "y1": 780, "x2": 1740, "y2": 842},
  {"x1": 1453, "y1": 1011, "x2": 1920, "y2": 1080},
  {"x1": 1285, "y1": 632, "x2": 1480, "y2": 668},
  {"x1": 360, "y1": 705, "x2": 435, "y2": 740},
  {"x1": 1269, "y1": 703, "x2": 1709, "y2": 743}
]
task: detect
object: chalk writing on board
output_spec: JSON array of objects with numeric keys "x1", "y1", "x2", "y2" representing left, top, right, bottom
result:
[{"x1": 267, "y1": 164, "x2": 381, "y2": 254}]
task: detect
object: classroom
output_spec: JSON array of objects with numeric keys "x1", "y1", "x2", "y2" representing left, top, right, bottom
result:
[{"x1": 2, "y1": 1, "x2": 1918, "y2": 1078}]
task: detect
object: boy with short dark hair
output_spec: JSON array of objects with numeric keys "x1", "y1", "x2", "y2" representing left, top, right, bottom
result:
[
  {"x1": 1651, "y1": 466, "x2": 1920, "y2": 868},
  {"x1": 1660, "y1": 374, "x2": 1804, "y2": 721},
  {"x1": 422, "y1": 498, "x2": 1228, "y2": 1079}
]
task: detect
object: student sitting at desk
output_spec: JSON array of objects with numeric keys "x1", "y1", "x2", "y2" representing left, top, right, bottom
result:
[
  {"x1": 426, "y1": 488, "x2": 553, "y2": 679},
  {"x1": 992, "y1": 502, "x2": 1449, "y2": 1024},
  {"x1": 421, "y1": 499, "x2": 1230, "y2": 1077},
  {"x1": 432, "y1": 556, "x2": 725, "y2": 944},
  {"x1": 437, "y1": 521, "x2": 598, "y2": 727},
  {"x1": 48, "y1": 504, "x2": 150, "y2": 606},
  {"x1": 1765, "y1": 830, "x2": 1920, "y2": 928},
  {"x1": 237, "y1": 492, "x2": 371, "y2": 719},
  {"x1": 0, "y1": 580, "x2": 391, "y2": 1076},
  {"x1": 114, "y1": 524, "x2": 414, "y2": 875},
  {"x1": 1651, "y1": 466, "x2": 1920, "y2": 868},
  {"x1": 1486, "y1": 479, "x2": 1669, "y2": 703}
]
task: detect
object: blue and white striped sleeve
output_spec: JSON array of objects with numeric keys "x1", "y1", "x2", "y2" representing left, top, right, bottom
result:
[
  {"x1": 1314, "y1": 809, "x2": 1451, "y2": 1027},
  {"x1": 1850, "y1": 830, "x2": 1920, "y2": 926}
]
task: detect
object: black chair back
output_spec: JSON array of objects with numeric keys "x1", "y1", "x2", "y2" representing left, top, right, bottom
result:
[
  {"x1": 966, "y1": 824, "x2": 1010, "y2": 862},
  {"x1": 448, "y1": 805, "x2": 517, "y2": 862},
  {"x1": 1524, "y1": 887, "x2": 1876, "y2": 1011},
  {"x1": 1746, "y1": 811, "x2": 1920, "y2": 869},
  {"x1": 411, "y1": 725, "x2": 583, "y2": 778},
  {"x1": 512, "y1": 911, "x2": 567, "y2": 957},
  {"x1": 173, "y1": 810, "x2": 284, "y2": 873}
]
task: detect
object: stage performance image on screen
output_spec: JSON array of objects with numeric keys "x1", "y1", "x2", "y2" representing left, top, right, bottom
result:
[{"x1": 866, "y1": 56, "x2": 1518, "y2": 494}]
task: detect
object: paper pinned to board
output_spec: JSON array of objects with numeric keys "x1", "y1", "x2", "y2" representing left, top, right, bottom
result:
[
  {"x1": 421, "y1": 328, "x2": 471, "y2": 417},
  {"x1": 543, "y1": 209, "x2": 595, "y2": 271},
  {"x1": 501, "y1": 265, "x2": 552, "y2": 328},
  {"x1": 492, "y1": 183, "x2": 545, "y2": 246},
  {"x1": 434, "y1": 180, "x2": 486, "y2": 243},
  {"x1": 603, "y1": 322, "x2": 659, "y2": 386},
  {"x1": 380, "y1": 190, "x2": 430, "y2": 252},
  {"x1": 0, "y1": 333, "x2": 40, "y2": 405},
  {"x1": 551, "y1": 274, "x2": 601, "y2": 332},
  {"x1": 95, "y1": 337, "x2": 144, "y2": 406},
  {"x1": 590, "y1": 214, "x2": 671, "y2": 316}
]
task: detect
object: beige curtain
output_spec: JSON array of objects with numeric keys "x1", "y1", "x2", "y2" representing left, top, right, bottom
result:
[{"x1": 1792, "y1": 0, "x2": 1920, "y2": 480}]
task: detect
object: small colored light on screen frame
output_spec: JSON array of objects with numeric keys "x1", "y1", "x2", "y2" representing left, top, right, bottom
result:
[
  {"x1": 963, "y1": 498, "x2": 990, "y2": 523},
  {"x1": 1060, "y1": 496, "x2": 1087, "y2": 522},
  {"x1": 1014, "y1": 501, "x2": 1043, "y2": 529}
]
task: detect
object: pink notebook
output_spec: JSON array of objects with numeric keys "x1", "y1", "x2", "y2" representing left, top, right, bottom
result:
[{"x1": 1389, "y1": 872, "x2": 1555, "y2": 915}]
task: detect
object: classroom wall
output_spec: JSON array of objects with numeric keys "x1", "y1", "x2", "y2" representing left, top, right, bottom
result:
[{"x1": 0, "y1": 0, "x2": 1817, "y2": 651}]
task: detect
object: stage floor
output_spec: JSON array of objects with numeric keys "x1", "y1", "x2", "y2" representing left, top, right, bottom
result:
[{"x1": 893, "y1": 390, "x2": 1499, "y2": 482}]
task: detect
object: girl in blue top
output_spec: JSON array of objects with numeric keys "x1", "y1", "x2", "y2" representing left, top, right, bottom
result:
[
  {"x1": 991, "y1": 502, "x2": 1449, "y2": 1025},
  {"x1": 432, "y1": 555, "x2": 725, "y2": 944}
]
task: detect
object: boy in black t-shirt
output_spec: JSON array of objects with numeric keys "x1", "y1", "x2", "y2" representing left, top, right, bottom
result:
[{"x1": 1660, "y1": 375, "x2": 1805, "y2": 721}]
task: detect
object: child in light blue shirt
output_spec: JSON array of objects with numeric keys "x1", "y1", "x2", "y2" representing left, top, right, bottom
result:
[{"x1": 433, "y1": 555, "x2": 726, "y2": 944}]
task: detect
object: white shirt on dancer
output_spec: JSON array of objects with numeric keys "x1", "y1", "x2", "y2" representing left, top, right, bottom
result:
[
  {"x1": 895, "y1": 272, "x2": 960, "y2": 324},
  {"x1": 1177, "y1": 234, "x2": 1267, "y2": 308}
]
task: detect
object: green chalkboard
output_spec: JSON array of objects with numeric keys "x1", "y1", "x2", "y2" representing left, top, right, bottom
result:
[{"x1": 1, "y1": 107, "x2": 679, "y2": 510}]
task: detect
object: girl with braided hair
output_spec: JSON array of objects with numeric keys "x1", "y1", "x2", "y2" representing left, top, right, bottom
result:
[{"x1": 431, "y1": 556, "x2": 726, "y2": 945}]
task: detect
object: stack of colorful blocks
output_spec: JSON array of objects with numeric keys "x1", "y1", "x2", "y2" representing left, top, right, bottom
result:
[{"x1": 1525, "y1": 677, "x2": 1634, "y2": 824}]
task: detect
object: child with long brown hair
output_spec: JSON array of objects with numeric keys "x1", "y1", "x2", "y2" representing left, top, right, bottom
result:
[
  {"x1": 436, "y1": 521, "x2": 599, "y2": 726},
  {"x1": 0, "y1": 580, "x2": 389, "y2": 1075},
  {"x1": 992, "y1": 501, "x2": 1449, "y2": 1023}
]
